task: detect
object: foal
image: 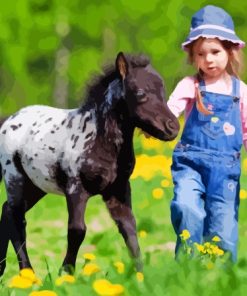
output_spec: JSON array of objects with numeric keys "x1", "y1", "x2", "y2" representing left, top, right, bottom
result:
[{"x1": 0, "y1": 52, "x2": 179, "y2": 276}]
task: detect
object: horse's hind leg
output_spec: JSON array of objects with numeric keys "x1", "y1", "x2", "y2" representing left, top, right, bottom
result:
[
  {"x1": 2, "y1": 162, "x2": 46, "y2": 274},
  {"x1": 0, "y1": 202, "x2": 10, "y2": 275},
  {"x1": 103, "y1": 181, "x2": 142, "y2": 271}
]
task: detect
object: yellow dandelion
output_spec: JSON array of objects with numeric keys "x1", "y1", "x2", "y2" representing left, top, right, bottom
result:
[
  {"x1": 136, "y1": 272, "x2": 144, "y2": 282},
  {"x1": 8, "y1": 275, "x2": 33, "y2": 289},
  {"x1": 29, "y1": 291, "x2": 58, "y2": 296},
  {"x1": 204, "y1": 242, "x2": 211, "y2": 248},
  {"x1": 152, "y1": 188, "x2": 164, "y2": 199},
  {"x1": 113, "y1": 261, "x2": 125, "y2": 274},
  {"x1": 206, "y1": 262, "x2": 214, "y2": 270},
  {"x1": 93, "y1": 279, "x2": 124, "y2": 296},
  {"x1": 240, "y1": 189, "x2": 247, "y2": 200},
  {"x1": 138, "y1": 230, "x2": 147, "y2": 238},
  {"x1": 194, "y1": 243, "x2": 206, "y2": 254},
  {"x1": 20, "y1": 268, "x2": 42, "y2": 285},
  {"x1": 55, "y1": 275, "x2": 75, "y2": 286},
  {"x1": 131, "y1": 154, "x2": 172, "y2": 181},
  {"x1": 161, "y1": 179, "x2": 170, "y2": 187},
  {"x1": 83, "y1": 253, "x2": 96, "y2": 261},
  {"x1": 180, "y1": 229, "x2": 191, "y2": 240},
  {"x1": 82, "y1": 263, "x2": 101, "y2": 276},
  {"x1": 212, "y1": 236, "x2": 221, "y2": 242},
  {"x1": 215, "y1": 247, "x2": 224, "y2": 256}
]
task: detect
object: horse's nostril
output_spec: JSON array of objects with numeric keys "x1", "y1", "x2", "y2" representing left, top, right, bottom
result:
[{"x1": 165, "y1": 119, "x2": 179, "y2": 136}]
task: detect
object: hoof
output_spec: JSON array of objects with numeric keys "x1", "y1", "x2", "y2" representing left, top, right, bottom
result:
[{"x1": 59, "y1": 264, "x2": 75, "y2": 275}]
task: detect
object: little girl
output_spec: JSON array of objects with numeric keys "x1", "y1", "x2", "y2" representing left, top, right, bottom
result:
[{"x1": 168, "y1": 5, "x2": 247, "y2": 261}]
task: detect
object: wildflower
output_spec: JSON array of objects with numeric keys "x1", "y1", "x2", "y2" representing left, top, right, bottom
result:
[
  {"x1": 93, "y1": 279, "x2": 124, "y2": 296},
  {"x1": 82, "y1": 263, "x2": 101, "y2": 276},
  {"x1": 8, "y1": 275, "x2": 33, "y2": 289},
  {"x1": 152, "y1": 188, "x2": 164, "y2": 199},
  {"x1": 113, "y1": 261, "x2": 125, "y2": 274},
  {"x1": 55, "y1": 275, "x2": 75, "y2": 286},
  {"x1": 161, "y1": 179, "x2": 170, "y2": 187},
  {"x1": 194, "y1": 243, "x2": 206, "y2": 254},
  {"x1": 20, "y1": 268, "x2": 42, "y2": 285},
  {"x1": 240, "y1": 189, "x2": 247, "y2": 199},
  {"x1": 206, "y1": 262, "x2": 214, "y2": 270},
  {"x1": 29, "y1": 291, "x2": 58, "y2": 296},
  {"x1": 180, "y1": 229, "x2": 191, "y2": 241},
  {"x1": 212, "y1": 236, "x2": 221, "y2": 242},
  {"x1": 136, "y1": 272, "x2": 144, "y2": 282},
  {"x1": 8, "y1": 268, "x2": 42, "y2": 289},
  {"x1": 83, "y1": 253, "x2": 96, "y2": 261},
  {"x1": 138, "y1": 230, "x2": 147, "y2": 238}
]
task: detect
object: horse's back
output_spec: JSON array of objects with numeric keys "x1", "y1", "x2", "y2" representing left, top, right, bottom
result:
[{"x1": 0, "y1": 105, "x2": 72, "y2": 152}]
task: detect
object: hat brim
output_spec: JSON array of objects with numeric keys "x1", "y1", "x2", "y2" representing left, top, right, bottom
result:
[{"x1": 182, "y1": 28, "x2": 245, "y2": 50}]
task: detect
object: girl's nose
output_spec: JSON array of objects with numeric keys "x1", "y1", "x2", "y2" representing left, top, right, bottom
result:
[{"x1": 205, "y1": 54, "x2": 213, "y2": 62}]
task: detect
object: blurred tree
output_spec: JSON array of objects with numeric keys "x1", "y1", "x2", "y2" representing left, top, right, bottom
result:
[{"x1": 0, "y1": 0, "x2": 246, "y2": 114}]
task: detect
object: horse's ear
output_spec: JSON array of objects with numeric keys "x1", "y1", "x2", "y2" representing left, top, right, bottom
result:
[{"x1": 116, "y1": 52, "x2": 128, "y2": 80}]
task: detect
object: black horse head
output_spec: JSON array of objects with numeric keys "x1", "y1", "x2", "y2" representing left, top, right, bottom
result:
[{"x1": 116, "y1": 52, "x2": 179, "y2": 141}]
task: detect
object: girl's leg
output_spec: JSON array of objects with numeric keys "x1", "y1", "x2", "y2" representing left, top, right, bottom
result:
[
  {"x1": 204, "y1": 172, "x2": 240, "y2": 262},
  {"x1": 171, "y1": 157, "x2": 206, "y2": 254}
]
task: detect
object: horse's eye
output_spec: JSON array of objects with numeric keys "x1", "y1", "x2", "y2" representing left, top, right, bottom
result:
[{"x1": 136, "y1": 89, "x2": 148, "y2": 103}]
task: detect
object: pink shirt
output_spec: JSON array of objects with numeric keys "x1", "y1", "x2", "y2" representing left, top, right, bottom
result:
[{"x1": 167, "y1": 76, "x2": 247, "y2": 151}]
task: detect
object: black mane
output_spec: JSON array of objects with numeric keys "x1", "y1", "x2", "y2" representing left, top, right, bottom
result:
[{"x1": 82, "y1": 54, "x2": 150, "y2": 108}]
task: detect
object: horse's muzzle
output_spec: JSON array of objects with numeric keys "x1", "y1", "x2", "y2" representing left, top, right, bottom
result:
[{"x1": 164, "y1": 118, "x2": 180, "y2": 140}]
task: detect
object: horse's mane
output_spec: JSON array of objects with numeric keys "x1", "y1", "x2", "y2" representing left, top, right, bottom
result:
[{"x1": 81, "y1": 54, "x2": 150, "y2": 109}]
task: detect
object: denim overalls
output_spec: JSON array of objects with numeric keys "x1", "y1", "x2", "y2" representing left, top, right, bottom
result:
[{"x1": 170, "y1": 76, "x2": 242, "y2": 261}]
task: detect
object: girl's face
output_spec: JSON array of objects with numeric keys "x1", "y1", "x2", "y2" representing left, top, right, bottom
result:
[{"x1": 193, "y1": 38, "x2": 229, "y2": 79}]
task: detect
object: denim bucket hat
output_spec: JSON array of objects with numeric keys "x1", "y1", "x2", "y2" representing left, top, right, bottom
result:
[{"x1": 182, "y1": 5, "x2": 245, "y2": 50}]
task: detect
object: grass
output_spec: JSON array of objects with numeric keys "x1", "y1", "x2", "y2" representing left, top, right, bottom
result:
[{"x1": 0, "y1": 133, "x2": 247, "y2": 295}]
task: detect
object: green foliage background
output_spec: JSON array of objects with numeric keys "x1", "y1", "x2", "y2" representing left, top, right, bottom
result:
[{"x1": 1, "y1": 0, "x2": 247, "y2": 114}]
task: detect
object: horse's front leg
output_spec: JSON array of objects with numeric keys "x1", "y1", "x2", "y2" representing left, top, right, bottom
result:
[
  {"x1": 103, "y1": 180, "x2": 142, "y2": 271},
  {"x1": 61, "y1": 179, "x2": 89, "y2": 275}
]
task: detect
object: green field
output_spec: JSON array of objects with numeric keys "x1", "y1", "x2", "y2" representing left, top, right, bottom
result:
[{"x1": 0, "y1": 133, "x2": 247, "y2": 296}]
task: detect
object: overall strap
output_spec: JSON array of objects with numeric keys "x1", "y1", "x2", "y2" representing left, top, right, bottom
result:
[
  {"x1": 198, "y1": 78, "x2": 206, "y2": 92},
  {"x1": 231, "y1": 76, "x2": 240, "y2": 99}
]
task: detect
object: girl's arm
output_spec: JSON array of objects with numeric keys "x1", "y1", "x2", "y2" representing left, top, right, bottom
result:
[{"x1": 167, "y1": 76, "x2": 196, "y2": 118}]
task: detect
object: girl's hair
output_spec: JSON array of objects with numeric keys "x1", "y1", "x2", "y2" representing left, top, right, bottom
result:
[{"x1": 185, "y1": 37, "x2": 244, "y2": 114}]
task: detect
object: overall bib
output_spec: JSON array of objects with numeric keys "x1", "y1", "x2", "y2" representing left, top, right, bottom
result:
[{"x1": 171, "y1": 77, "x2": 242, "y2": 261}]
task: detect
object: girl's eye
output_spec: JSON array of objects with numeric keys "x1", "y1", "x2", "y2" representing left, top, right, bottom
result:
[
  {"x1": 197, "y1": 53, "x2": 203, "y2": 57},
  {"x1": 212, "y1": 50, "x2": 220, "y2": 54}
]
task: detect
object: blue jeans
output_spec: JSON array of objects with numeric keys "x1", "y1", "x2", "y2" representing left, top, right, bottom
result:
[{"x1": 170, "y1": 145, "x2": 240, "y2": 261}]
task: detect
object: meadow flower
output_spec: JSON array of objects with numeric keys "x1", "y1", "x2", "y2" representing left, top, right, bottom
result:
[
  {"x1": 240, "y1": 189, "x2": 247, "y2": 200},
  {"x1": 93, "y1": 279, "x2": 124, "y2": 296},
  {"x1": 8, "y1": 275, "x2": 33, "y2": 289},
  {"x1": 161, "y1": 179, "x2": 170, "y2": 187},
  {"x1": 152, "y1": 188, "x2": 164, "y2": 199},
  {"x1": 136, "y1": 272, "x2": 144, "y2": 282},
  {"x1": 138, "y1": 230, "x2": 147, "y2": 238},
  {"x1": 113, "y1": 261, "x2": 125, "y2": 274},
  {"x1": 82, "y1": 263, "x2": 101, "y2": 276},
  {"x1": 180, "y1": 229, "x2": 191, "y2": 241},
  {"x1": 195, "y1": 243, "x2": 206, "y2": 254},
  {"x1": 212, "y1": 236, "x2": 221, "y2": 242},
  {"x1": 83, "y1": 253, "x2": 96, "y2": 261},
  {"x1": 8, "y1": 268, "x2": 42, "y2": 289},
  {"x1": 20, "y1": 268, "x2": 42, "y2": 285},
  {"x1": 131, "y1": 154, "x2": 172, "y2": 180},
  {"x1": 29, "y1": 291, "x2": 58, "y2": 296},
  {"x1": 55, "y1": 275, "x2": 75, "y2": 286}
]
